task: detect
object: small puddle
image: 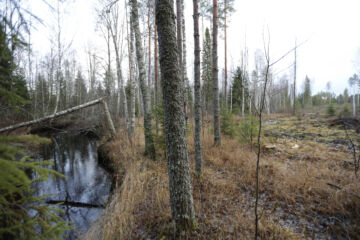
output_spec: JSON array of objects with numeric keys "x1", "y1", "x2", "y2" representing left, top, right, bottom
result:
[{"x1": 33, "y1": 133, "x2": 111, "y2": 239}]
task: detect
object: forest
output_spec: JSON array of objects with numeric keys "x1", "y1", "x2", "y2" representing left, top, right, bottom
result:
[{"x1": 1, "y1": 0, "x2": 360, "y2": 239}]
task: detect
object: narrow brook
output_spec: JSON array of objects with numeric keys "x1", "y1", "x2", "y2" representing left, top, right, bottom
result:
[{"x1": 33, "y1": 133, "x2": 111, "y2": 239}]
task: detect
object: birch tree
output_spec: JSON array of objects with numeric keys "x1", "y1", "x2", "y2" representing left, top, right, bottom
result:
[
  {"x1": 156, "y1": 0, "x2": 195, "y2": 231},
  {"x1": 130, "y1": 0, "x2": 156, "y2": 159},
  {"x1": 193, "y1": 0, "x2": 203, "y2": 175}
]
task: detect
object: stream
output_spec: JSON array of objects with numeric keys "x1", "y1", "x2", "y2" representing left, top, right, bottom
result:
[{"x1": 33, "y1": 133, "x2": 111, "y2": 239}]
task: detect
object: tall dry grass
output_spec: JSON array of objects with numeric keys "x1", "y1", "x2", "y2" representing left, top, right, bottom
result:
[{"x1": 86, "y1": 118, "x2": 360, "y2": 239}]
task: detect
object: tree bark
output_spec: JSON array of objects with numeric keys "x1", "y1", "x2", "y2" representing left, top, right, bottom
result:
[
  {"x1": 212, "y1": 0, "x2": 221, "y2": 145},
  {"x1": 156, "y1": 0, "x2": 195, "y2": 231},
  {"x1": 193, "y1": 0, "x2": 203, "y2": 175},
  {"x1": 126, "y1": 1, "x2": 135, "y2": 137},
  {"x1": 130, "y1": 0, "x2": 156, "y2": 159}
]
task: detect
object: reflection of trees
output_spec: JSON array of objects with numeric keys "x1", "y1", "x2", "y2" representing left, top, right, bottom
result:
[{"x1": 35, "y1": 133, "x2": 111, "y2": 236}]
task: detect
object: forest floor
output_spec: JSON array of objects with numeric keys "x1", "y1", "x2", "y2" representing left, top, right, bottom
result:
[{"x1": 86, "y1": 114, "x2": 360, "y2": 240}]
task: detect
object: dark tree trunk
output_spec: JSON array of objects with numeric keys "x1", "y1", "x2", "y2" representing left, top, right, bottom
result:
[
  {"x1": 212, "y1": 0, "x2": 221, "y2": 145},
  {"x1": 130, "y1": 0, "x2": 156, "y2": 159},
  {"x1": 156, "y1": 0, "x2": 195, "y2": 231},
  {"x1": 193, "y1": 0, "x2": 203, "y2": 175}
]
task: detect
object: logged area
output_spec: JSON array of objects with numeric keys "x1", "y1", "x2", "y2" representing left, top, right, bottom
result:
[{"x1": 87, "y1": 113, "x2": 360, "y2": 239}]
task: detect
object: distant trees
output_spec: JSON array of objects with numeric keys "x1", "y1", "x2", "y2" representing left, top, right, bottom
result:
[
  {"x1": 349, "y1": 74, "x2": 359, "y2": 116},
  {"x1": 231, "y1": 67, "x2": 249, "y2": 113}
]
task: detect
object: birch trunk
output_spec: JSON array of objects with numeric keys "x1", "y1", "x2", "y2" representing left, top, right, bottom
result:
[
  {"x1": 212, "y1": 0, "x2": 221, "y2": 145},
  {"x1": 156, "y1": 0, "x2": 195, "y2": 231},
  {"x1": 130, "y1": 0, "x2": 156, "y2": 159},
  {"x1": 193, "y1": 0, "x2": 203, "y2": 175},
  {"x1": 126, "y1": 1, "x2": 135, "y2": 136},
  {"x1": 0, "y1": 98, "x2": 115, "y2": 136}
]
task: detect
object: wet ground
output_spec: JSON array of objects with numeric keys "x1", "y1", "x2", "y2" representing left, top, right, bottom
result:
[{"x1": 33, "y1": 134, "x2": 112, "y2": 239}]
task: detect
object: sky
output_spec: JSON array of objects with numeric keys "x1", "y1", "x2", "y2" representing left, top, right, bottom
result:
[{"x1": 27, "y1": 0, "x2": 360, "y2": 95}]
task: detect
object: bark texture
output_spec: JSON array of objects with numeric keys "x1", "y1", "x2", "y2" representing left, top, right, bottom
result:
[
  {"x1": 156, "y1": 0, "x2": 195, "y2": 231},
  {"x1": 130, "y1": 0, "x2": 156, "y2": 159},
  {"x1": 212, "y1": 0, "x2": 221, "y2": 145},
  {"x1": 193, "y1": 0, "x2": 203, "y2": 175}
]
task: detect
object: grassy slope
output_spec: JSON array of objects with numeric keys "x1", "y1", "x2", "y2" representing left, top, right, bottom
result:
[{"x1": 87, "y1": 114, "x2": 360, "y2": 239}]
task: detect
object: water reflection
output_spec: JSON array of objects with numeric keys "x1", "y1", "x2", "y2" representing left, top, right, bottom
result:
[{"x1": 34, "y1": 134, "x2": 111, "y2": 239}]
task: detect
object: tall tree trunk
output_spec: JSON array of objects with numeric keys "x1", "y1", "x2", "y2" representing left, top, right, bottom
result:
[
  {"x1": 182, "y1": 0, "x2": 188, "y2": 121},
  {"x1": 212, "y1": 0, "x2": 221, "y2": 145},
  {"x1": 224, "y1": 4, "x2": 228, "y2": 107},
  {"x1": 130, "y1": 0, "x2": 156, "y2": 159},
  {"x1": 53, "y1": 0, "x2": 62, "y2": 115},
  {"x1": 126, "y1": 1, "x2": 135, "y2": 137},
  {"x1": 154, "y1": 2, "x2": 159, "y2": 135},
  {"x1": 193, "y1": 0, "x2": 203, "y2": 175},
  {"x1": 156, "y1": 0, "x2": 195, "y2": 231},
  {"x1": 111, "y1": 30, "x2": 129, "y2": 129},
  {"x1": 148, "y1": 1, "x2": 152, "y2": 100}
]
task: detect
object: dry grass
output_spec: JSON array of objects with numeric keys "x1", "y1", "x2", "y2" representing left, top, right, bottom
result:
[{"x1": 86, "y1": 115, "x2": 360, "y2": 239}]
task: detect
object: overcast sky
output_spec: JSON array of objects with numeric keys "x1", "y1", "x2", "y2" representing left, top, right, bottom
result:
[{"x1": 28, "y1": 0, "x2": 360, "y2": 95}]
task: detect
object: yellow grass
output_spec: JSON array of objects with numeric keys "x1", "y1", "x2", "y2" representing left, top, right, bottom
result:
[{"x1": 87, "y1": 116, "x2": 360, "y2": 239}]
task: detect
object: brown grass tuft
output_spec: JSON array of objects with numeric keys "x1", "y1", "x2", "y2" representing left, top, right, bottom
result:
[{"x1": 87, "y1": 116, "x2": 360, "y2": 239}]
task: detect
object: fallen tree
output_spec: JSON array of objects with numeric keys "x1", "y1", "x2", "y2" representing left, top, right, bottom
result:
[{"x1": 0, "y1": 98, "x2": 116, "y2": 136}]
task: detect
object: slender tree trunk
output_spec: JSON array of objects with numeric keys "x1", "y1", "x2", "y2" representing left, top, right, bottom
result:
[
  {"x1": 111, "y1": 30, "x2": 129, "y2": 129},
  {"x1": 212, "y1": 0, "x2": 221, "y2": 145},
  {"x1": 53, "y1": 0, "x2": 62, "y2": 115},
  {"x1": 148, "y1": 1, "x2": 152, "y2": 103},
  {"x1": 154, "y1": 9, "x2": 159, "y2": 135},
  {"x1": 182, "y1": 0, "x2": 188, "y2": 121},
  {"x1": 126, "y1": 1, "x2": 135, "y2": 136},
  {"x1": 156, "y1": 0, "x2": 195, "y2": 231},
  {"x1": 224, "y1": 6, "x2": 227, "y2": 107},
  {"x1": 130, "y1": 0, "x2": 156, "y2": 159},
  {"x1": 293, "y1": 39, "x2": 297, "y2": 115},
  {"x1": 353, "y1": 90, "x2": 356, "y2": 116},
  {"x1": 193, "y1": 0, "x2": 203, "y2": 175}
]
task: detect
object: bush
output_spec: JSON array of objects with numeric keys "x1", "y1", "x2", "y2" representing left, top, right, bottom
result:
[
  {"x1": 0, "y1": 135, "x2": 71, "y2": 239},
  {"x1": 327, "y1": 103, "x2": 336, "y2": 117},
  {"x1": 220, "y1": 109, "x2": 237, "y2": 138},
  {"x1": 338, "y1": 104, "x2": 351, "y2": 118},
  {"x1": 238, "y1": 116, "x2": 259, "y2": 145}
]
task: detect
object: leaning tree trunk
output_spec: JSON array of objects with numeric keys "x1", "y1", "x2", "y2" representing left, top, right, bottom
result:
[
  {"x1": 193, "y1": 0, "x2": 203, "y2": 175},
  {"x1": 212, "y1": 0, "x2": 221, "y2": 145},
  {"x1": 156, "y1": 0, "x2": 195, "y2": 231},
  {"x1": 130, "y1": 0, "x2": 156, "y2": 159}
]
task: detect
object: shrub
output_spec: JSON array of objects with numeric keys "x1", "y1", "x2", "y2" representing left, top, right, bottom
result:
[
  {"x1": 220, "y1": 109, "x2": 237, "y2": 138},
  {"x1": 327, "y1": 103, "x2": 336, "y2": 117},
  {"x1": 338, "y1": 104, "x2": 351, "y2": 118},
  {"x1": 238, "y1": 116, "x2": 259, "y2": 145}
]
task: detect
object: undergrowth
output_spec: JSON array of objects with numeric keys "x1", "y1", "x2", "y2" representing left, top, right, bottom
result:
[{"x1": 87, "y1": 115, "x2": 360, "y2": 239}]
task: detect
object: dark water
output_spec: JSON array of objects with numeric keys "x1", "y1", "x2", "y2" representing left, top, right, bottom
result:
[{"x1": 34, "y1": 134, "x2": 111, "y2": 239}]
